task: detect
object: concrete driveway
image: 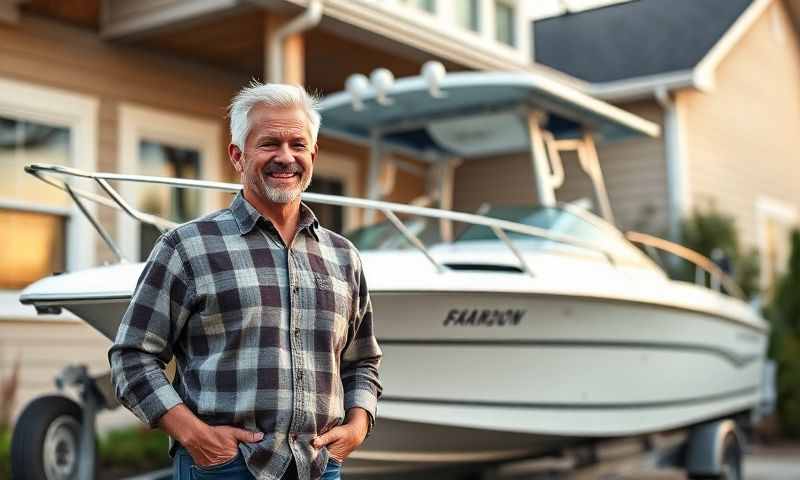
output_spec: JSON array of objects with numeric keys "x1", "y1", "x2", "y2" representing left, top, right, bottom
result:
[{"x1": 744, "y1": 446, "x2": 800, "y2": 480}]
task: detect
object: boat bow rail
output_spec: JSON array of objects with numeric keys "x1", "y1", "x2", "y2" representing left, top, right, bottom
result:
[
  {"x1": 26, "y1": 162, "x2": 622, "y2": 277},
  {"x1": 25, "y1": 162, "x2": 745, "y2": 301},
  {"x1": 625, "y1": 231, "x2": 745, "y2": 300}
]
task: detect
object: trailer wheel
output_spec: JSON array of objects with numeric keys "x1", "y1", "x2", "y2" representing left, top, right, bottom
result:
[
  {"x1": 11, "y1": 395, "x2": 84, "y2": 480},
  {"x1": 689, "y1": 432, "x2": 742, "y2": 480},
  {"x1": 718, "y1": 433, "x2": 742, "y2": 480}
]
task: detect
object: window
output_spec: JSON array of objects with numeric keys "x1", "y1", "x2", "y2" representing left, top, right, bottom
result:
[
  {"x1": 0, "y1": 118, "x2": 70, "y2": 288},
  {"x1": 402, "y1": 0, "x2": 435, "y2": 13},
  {"x1": 137, "y1": 141, "x2": 202, "y2": 259},
  {"x1": 756, "y1": 197, "x2": 797, "y2": 292},
  {"x1": 306, "y1": 176, "x2": 344, "y2": 234},
  {"x1": 118, "y1": 105, "x2": 222, "y2": 261},
  {"x1": 495, "y1": 1, "x2": 515, "y2": 46},
  {"x1": 309, "y1": 152, "x2": 360, "y2": 234},
  {"x1": 456, "y1": 0, "x2": 480, "y2": 32},
  {"x1": 0, "y1": 76, "x2": 97, "y2": 296}
]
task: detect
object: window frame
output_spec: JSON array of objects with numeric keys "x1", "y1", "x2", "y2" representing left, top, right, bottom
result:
[
  {"x1": 494, "y1": 0, "x2": 516, "y2": 47},
  {"x1": 455, "y1": 0, "x2": 481, "y2": 32},
  {"x1": 0, "y1": 76, "x2": 98, "y2": 318},
  {"x1": 401, "y1": 0, "x2": 436, "y2": 14},
  {"x1": 755, "y1": 196, "x2": 798, "y2": 290},
  {"x1": 311, "y1": 152, "x2": 360, "y2": 233},
  {"x1": 117, "y1": 104, "x2": 223, "y2": 262}
]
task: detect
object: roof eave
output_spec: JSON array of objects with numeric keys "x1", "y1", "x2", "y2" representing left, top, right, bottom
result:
[
  {"x1": 586, "y1": 70, "x2": 700, "y2": 102},
  {"x1": 568, "y1": 0, "x2": 780, "y2": 104},
  {"x1": 693, "y1": 0, "x2": 774, "y2": 92}
]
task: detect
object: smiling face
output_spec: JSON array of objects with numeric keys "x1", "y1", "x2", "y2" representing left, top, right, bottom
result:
[{"x1": 230, "y1": 104, "x2": 317, "y2": 205}]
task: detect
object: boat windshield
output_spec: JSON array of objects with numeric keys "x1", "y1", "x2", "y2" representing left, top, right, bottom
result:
[{"x1": 345, "y1": 205, "x2": 646, "y2": 262}]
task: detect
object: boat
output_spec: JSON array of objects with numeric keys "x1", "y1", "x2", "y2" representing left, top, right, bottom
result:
[{"x1": 16, "y1": 66, "x2": 769, "y2": 479}]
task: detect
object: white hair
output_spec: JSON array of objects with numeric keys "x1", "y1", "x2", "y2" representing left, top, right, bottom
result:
[{"x1": 228, "y1": 81, "x2": 321, "y2": 150}]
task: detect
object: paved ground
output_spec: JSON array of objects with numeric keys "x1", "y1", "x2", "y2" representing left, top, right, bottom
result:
[
  {"x1": 744, "y1": 445, "x2": 800, "y2": 480},
  {"x1": 119, "y1": 445, "x2": 800, "y2": 480}
]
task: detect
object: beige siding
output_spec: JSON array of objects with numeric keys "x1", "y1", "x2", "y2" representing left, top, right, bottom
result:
[
  {"x1": 0, "y1": 14, "x2": 245, "y2": 262},
  {"x1": 680, "y1": 0, "x2": 800, "y2": 248},
  {"x1": 453, "y1": 153, "x2": 538, "y2": 213},
  {"x1": 0, "y1": 13, "x2": 427, "y2": 428},
  {"x1": 453, "y1": 101, "x2": 668, "y2": 235},
  {"x1": 0, "y1": 319, "x2": 138, "y2": 430},
  {"x1": 0, "y1": 17, "x2": 245, "y2": 423},
  {"x1": 595, "y1": 101, "x2": 668, "y2": 234}
]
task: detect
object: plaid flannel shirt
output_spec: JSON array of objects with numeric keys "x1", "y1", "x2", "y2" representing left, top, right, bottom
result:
[{"x1": 109, "y1": 192, "x2": 382, "y2": 480}]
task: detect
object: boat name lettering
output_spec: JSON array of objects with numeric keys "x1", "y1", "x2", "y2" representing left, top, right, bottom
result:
[{"x1": 443, "y1": 309, "x2": 526, "y2": 327}]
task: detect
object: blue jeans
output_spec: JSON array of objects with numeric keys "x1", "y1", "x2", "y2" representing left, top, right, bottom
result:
[
  {"x1": 321, "y1": 458, "x2": 342, "y2": 480},
  {"x1": 173, "y1": 448, "x2": 342, "y2": 480},
  {"x1": 173, "y1": 448, "x2": 254, "y2": 480}
]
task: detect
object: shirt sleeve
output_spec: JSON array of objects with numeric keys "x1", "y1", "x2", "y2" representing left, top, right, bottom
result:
[
  {"x1": 108, "y1": 233, "x2": 194, "y2": 428},
  {"x1": 341, "y1": 254, "x2": 383, "y2": 431}
]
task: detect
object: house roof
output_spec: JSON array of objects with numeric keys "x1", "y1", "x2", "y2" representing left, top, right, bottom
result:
[{"x1": 533, "y1": 0, "x2": 754, "y2": 84}]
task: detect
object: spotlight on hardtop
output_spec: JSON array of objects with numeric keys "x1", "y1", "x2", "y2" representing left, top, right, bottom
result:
[
  {"x1": 421, "y1": 61, "x2": 447, "y2": 98},
  {"x1": 370, "y1": 68, "x2": 395, "y2": 106},
  {"x1": 345, "y1": 73, "x2": 370, "y2": 111}
]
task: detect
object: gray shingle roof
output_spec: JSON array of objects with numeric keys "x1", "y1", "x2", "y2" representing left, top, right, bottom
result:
[{"x1": 533, "y1": 0, "x2": 754, "y2": 83}]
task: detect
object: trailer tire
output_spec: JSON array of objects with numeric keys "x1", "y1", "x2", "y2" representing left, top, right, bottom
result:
[
  {"x1": 718, "y1": 433, "x2": 743, "y2": 480},
  {"x1": 10, "y1": 395, "x2": 85, "y2": 480},
  {"x1": 689, "y1": 432, "x2": 743, "y2": 480}
]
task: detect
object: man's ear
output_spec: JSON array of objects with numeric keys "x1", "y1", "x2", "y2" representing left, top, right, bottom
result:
[
  {"x1": 228, "y1": 144, "x2": 243, "y2": 173},
  {"x1": 311, "y1": 143, "x2": 319, "y2": 163}
]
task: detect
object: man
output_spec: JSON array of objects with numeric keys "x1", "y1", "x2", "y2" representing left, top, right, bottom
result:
[{"x1": 109, "y1": 83, "x2": 382, "y2": 480}]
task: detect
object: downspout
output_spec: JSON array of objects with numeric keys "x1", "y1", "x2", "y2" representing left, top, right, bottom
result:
[
  {"x1": 655, "y1": 86, "x2": 689, "y2": 242},
  {"x1": 268, "y1": 0, "x2": 323, "y2": 83}
]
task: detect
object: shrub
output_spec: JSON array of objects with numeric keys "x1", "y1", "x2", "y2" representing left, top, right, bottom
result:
[
  {"x1": 0, "y1": 427, "x2": 10, "y2": 479},
  {"x1": 772, "y1": 333, "x2": 800, "y2": 437},
  {"x1": 99, "y1": 426, "x2": 170, "y2": 471},
  {"x1": 670, "y1": 208, "x2": 760, "y2": 300},
  {"x1": 764, "y1": 230, "x2": 800, "y2": 438}
]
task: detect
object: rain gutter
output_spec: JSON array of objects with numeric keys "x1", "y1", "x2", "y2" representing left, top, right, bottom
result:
[{"x1": 267, "y1": 0, "x2": 323, "y2": 83}]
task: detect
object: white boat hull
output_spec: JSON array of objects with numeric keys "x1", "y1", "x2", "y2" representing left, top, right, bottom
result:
[{"x1": 20, "y1": 261, "x2": 768, "y2": 469}]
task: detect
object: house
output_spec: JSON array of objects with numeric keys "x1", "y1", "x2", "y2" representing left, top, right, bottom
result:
[
  {"x1": 531, "y1": 0, "x2": 800, "y2": 290},
  {"x1": 0, "y1": 0, "x2": 571, "y2": 428}
]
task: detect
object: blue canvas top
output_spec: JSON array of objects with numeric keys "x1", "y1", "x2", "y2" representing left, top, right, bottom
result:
[{"x1": 318, "y1": 71, "x2": 659, "y2": 158}]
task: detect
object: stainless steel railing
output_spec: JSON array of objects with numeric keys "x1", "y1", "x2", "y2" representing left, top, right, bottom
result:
[
  {"x1": 27, "y1": 161, "x2": 742, "y2": 302},
  {"x1": 625, "y1": 231, "x2": 745, "y2": 300}
]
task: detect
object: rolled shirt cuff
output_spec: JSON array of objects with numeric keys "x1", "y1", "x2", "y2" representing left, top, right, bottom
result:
[
  {"x1": 129, "y1": 379, "x2": 184, "y2": 428},
  {"x1": 344, "y1": 385, "x2": 379, "y2": 432}
]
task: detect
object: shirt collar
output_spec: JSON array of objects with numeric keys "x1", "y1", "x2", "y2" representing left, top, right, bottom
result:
[{"x1": 231, "y1": 191, "x2": 320, "y2": 240}]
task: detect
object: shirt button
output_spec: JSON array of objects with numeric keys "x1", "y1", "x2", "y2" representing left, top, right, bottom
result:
[{"x1": 294, "y1": 329, "x2": 301, "y2": 337}]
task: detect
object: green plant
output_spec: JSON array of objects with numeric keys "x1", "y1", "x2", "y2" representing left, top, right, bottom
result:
[
  {"x1": 772, "y1": 333, "x2": 800, "y2": 437},
  {"x1": 0, "y1": 358, "x2": 20, "y2": 431},
  {"x1": 670, "y1": 208, "x2": 761, "y2": 300},
  {"x1": 764, "y1": 230, "x2": 800, "y2": 438},
  {"x1": 766, "y1": 230, "x2": 800, "y2": 334},
  {"x1": 98, "y1": 425, "x2": 170, "y2": 471},
  {"x1": 1, "y1": 427, "x2": 10, "y2": 479}
]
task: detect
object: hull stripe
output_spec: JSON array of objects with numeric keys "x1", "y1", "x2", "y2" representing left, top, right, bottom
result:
[
  {"x1": 381, "y1": 386, "x2": 759, "y2": 410},
  {"x1": 378, "y1": 338, "x2": 761, "y2": 368}
]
